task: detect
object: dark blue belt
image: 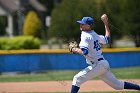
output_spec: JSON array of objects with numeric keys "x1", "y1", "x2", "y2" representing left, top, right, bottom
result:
[
  {"x1": 91, "y1": 58, "x2": 104, "y2": 64},
  {"x1": 98, "y1": 58, "x2": 104, "y2": 61}
]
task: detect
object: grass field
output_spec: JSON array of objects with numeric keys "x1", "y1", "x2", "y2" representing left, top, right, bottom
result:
[
  {"x1": 52, "y1": 92, "x2": 140, "y2": 93},
  {"x1": 23, "y1": 92, "x2": 140, "y2": 93},
  {"x1": 51, "y1": 91, "x2": 140, "y2": 93},
  {"x1": 0, "y1": 66, "x2": 140, "y2": 82}
]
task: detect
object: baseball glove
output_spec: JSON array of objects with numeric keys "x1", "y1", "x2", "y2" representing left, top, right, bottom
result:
[{"x1": 69, "y1": 41, "x2": 78, "y2": 53}]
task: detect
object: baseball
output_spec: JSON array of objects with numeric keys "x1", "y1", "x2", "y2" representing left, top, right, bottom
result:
[{"x1": 101, "y1": 14, "x2": 107, "y2": 20}]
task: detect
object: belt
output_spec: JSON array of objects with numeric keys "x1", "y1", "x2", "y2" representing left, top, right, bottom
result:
[
  {"x1": 98, "y1": 58, "x2": 104, "y2": 61},
  {"x1": 91, "y1": 58, "x2": 104, "y2": 64}
]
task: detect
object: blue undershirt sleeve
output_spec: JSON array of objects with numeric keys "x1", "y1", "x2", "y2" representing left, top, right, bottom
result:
[
  {"x1": 105, "y1": 36, "x2": 110, "y2": 44},
  {"x1": 81, "y1": 48, "x2": 88, "y2": 56}
]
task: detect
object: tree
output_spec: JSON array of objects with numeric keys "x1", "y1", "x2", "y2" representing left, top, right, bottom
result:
[
  {"x1": 103, "y1": 0, "x2": 123, "y2": 47},
  {"x1": 48, "y1": 0, "x2": 105, "y2": 42},
  {"x1": 23, "y1": 11, "x2": 42, "y2": 37},
  {"x1": 48, "y1": 0, "x2": 138, "y2": 48},
  {"x1": 39, "y1": 0, "x2": 52, "y2": 15},
  {"x1": 121, "y1": 0, "x2": 140, "y2": 47},
  {"x1": 0, "y1": 16, "x2": 6, "y2": 36}
]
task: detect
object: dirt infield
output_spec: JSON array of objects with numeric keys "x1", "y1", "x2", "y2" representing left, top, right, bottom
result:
[{"x1": 0, "y1": 79, "x2": 139, "y2": 93}]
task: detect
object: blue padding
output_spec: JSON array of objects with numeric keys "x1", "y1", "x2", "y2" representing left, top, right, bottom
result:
[
  {"x1": 0, "y1": 51, "x2": 140, "y2": 72},
  {"x1": 0, "y1": 54, "x2": 40, "y2": 72},
  {"x1": 0, "y1": 53, "x2": 88, "y2": 72},
  {"x1": 103, "y1": 52, "x2": 140, "y2": 68}
]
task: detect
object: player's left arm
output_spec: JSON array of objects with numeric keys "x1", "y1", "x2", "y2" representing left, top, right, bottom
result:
[
  {"x1": 71, "y1": 48, "x2": 84, "y2": 55},
  {"x1": 69, "y1": 37, "x2": 89, "y2": 56}
]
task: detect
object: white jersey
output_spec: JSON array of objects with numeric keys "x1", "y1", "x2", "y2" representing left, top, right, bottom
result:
[
  {"x1": 72, "y1": 16, "x2": 128, "y2": 91},
  {"x1": 79, "y1": 30, "x2": 108, "y2": 65}
]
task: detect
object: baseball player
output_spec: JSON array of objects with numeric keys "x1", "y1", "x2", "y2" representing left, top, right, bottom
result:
[{"x1": 69, "y1": 14, "x2": 140, "y2": 93}]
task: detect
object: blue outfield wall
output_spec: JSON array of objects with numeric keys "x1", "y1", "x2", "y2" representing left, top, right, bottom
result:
[{"x1": 0, "y1": 49, "x2": 140, "y2": 72}]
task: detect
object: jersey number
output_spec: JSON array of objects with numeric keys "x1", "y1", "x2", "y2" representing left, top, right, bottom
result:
[{"x1": 94, "y1": 40, "x2": 101, "y2": 51}]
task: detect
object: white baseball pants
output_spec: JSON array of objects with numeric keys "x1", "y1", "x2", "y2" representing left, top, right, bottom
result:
[{"x1": 72, "y1": 60, "x2": 124, "y2": 90}]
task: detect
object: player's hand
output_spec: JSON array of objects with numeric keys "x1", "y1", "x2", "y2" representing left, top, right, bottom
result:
[
  {"x1": 101, "y1": 14, "x2": 108, "y2": 24},
  {"x1": 69, "y1": 41, "x2": 78, "y2": 53}
]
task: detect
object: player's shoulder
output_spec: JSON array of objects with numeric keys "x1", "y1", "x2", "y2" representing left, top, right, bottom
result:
[
  {"x1": 82, "y1": 30, "x2": 97, "y2": 36},
  {"x1": 81, "y1": 31, "x2": 95, "y2": 41},
  {"x1": 92, "y1": 30, "x2": 98, "y2": 35},
  {"x1": 81, "y1": 31, "x2": 91, "y2": 38},
  {"x1": 82, "y1": 30, "x2": 93, "y2": 35}
]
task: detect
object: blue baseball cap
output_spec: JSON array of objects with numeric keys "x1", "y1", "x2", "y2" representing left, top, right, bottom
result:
[{"x1": 77, "y1": 17, "x2": 94, "y2": 25}]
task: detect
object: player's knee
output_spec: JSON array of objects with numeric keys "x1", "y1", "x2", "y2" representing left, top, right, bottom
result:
[
  {"x1": 73, "y1": 75, "x2": 80, "y2": 81},
  {"x1": 72, "y1": 75, "x2": 81, "y2": 87},
  {"x1": 110, "y1": 83, "x2": 124, "y2": 90},
  {"x1": 108, "y1": 80, "x2": 124, "y2": 90},
  {"x1": 112, "y1": 86, "x2": 123, "y2": 90}
]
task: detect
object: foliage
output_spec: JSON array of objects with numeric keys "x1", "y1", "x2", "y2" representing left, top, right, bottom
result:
[
  {"x1": 48, "y1": 0, "x2": 105, "y2": 42},
  {"x1": 39, "y1": 0, "x2": 55, "y2": 15},
  {"x1": 23, "y1": 11, "x2": 42, "y2": 37},
  {"x1": 48, "y1": 0, "x2": 140, "y2": 47},
  {"x1": 103, "y1": 0, "x2": 123, "y2": 47},
  {"x1": 120, "y1": 0, "x2": 140, "y2": 47},
  {"x1": 0, "y1": 36, "x2": 41, "y2": 50},
  {"x1": 0, "y1": 16, "x2": 6, "y2": 36}
]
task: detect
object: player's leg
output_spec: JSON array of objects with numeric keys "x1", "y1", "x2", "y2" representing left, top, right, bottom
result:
[
  {"x1": 124, "y1": 81, "x2": 140, "y2": 90},
  {"x1": 99, "y1": 70, "x2": 124, "y2": 90},
  {"x1": 71, "y1": 66, "x2": 93, "y2": 93},
  {"x1": 99, "y1": 70, "x2": 140, "y2": 90},
  {"x1": 71, "y1": 65, "x2": 97, "y2": 93},
  {"x1": 71, "y1": 61, "x2": 108, "y2": 93},
  {"x1": 71, "y1": 85, "x2": 80, "y2": 93}
]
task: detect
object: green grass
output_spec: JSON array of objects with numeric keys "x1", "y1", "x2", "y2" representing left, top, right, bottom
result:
[
  {"x1": 56, "y1": 92, "x2": 139, "y2": 93},
  {"x1": 112, "y1": 66, "x2": 140, "y2": 79},
  {"x1": 21, "y1": 92, "x2": 140, "y2": 93},
  {"x1": 57, "y1": 92, "x2": 139, "y2": 93},
  {"x1": 0, "y1": 70, "x2": 77, "y2": 82},
  {"x1": 0, "y1": 66, "x2": 140, "y2": 82}
]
